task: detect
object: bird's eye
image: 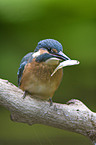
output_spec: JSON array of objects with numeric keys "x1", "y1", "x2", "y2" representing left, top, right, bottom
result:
[
  {"x1": 51, "y1": 49, "x2": 54, "y2": 53},
  {"x1": 47, "y1": 48, "x2": 56, "y2": 53},
  {"x1": 47, "y1": 48, "x2": 51, "y2": 52}
]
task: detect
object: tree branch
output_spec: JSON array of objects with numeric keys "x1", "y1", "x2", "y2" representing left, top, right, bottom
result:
[{"x1": 0, "y1": 78, "x2": 96, "y2": 144}]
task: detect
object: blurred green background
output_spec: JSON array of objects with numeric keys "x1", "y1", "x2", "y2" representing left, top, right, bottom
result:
[{"x1": 0, "y1": 0, "x2": 96, "y2": 144}]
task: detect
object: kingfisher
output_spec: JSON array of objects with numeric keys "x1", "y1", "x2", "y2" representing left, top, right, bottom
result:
[{"x1": 17, "y1": 39, "x2": 70, "y2": 105}]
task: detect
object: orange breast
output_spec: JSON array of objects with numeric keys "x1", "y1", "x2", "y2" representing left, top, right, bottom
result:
[{"x1": 20, "y1": 61, "x2": 63, "y2": 100}]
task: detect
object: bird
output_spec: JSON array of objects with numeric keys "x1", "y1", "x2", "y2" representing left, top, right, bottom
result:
[{"x1": 17, "y1": 39, "x2": 70, "y2": 105}]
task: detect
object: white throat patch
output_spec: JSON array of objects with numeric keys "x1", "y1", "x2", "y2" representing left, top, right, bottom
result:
[{"x1": 32, "y1": 50, "x2": 41, "y2": 58}]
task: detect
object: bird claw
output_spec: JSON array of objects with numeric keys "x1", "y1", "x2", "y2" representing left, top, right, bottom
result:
[
  {"x1": 49, "y1": 98, "x2": 53, "y2": 106},
  {"x1": 22, "y1": 91, "x2": 28, "y2": 99}
]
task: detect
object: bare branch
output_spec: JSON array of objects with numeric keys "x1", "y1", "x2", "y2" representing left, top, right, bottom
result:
[{"x1": 0, "y1": 78, "x2": 96, "y2": 144}]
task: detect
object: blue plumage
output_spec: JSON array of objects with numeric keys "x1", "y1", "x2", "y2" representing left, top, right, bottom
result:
[
  {"x1": 17, "y1": 52, "x2": 33, "y2": 86},
  {"x1": 17, "y1": 61, "x2": 27, "y2": 86},
  {"x1": 35, "y1": 39, "x2": 63, "y2": 52},
  {"x1": 35, "y1": 53, "x2": 54, "y2": 62}
]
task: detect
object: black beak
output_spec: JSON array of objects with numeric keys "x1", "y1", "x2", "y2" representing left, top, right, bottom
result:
[{"x1": 50, "y1": 51, "x2": 71, "y2": 61}]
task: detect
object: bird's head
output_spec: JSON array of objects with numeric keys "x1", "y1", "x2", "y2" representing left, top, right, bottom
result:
[{"x1": 33, "y1": 39, "x2": 70, "y2": 65}]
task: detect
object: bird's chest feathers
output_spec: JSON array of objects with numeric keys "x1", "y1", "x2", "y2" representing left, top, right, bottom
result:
[
  {"x1": 25, "y1": 61, "x2": 62, "y2": 82},
  {"x1": 21, "y1": 61, "x2": 63, "y2": 98}
]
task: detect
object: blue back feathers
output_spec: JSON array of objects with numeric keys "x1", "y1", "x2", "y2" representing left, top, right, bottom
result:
[{"x1": 17, "y1": 52, "x2": 33, "y2": 86}]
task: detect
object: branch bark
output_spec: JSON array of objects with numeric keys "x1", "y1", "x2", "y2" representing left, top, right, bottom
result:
[{"x1": 0, "y1": 78, "x2": 96, "y2": 144}]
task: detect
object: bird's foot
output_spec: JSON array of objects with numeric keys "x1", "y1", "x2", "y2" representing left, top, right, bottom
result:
[
  {"x1": 49, "y1": 97, "x2": 53, "y2": 106},
  {"x1": 22, "y1": 91, "x2": 28, "y2": 99}
]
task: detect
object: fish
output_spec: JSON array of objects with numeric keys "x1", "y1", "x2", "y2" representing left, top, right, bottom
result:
[{"x1": 51, "y1": 60, "x2": 80, "y2": 77}]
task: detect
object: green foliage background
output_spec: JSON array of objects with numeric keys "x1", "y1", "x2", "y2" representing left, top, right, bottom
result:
[{"x1": 0, "y1": 0, "x2": 96, "y2": 144}]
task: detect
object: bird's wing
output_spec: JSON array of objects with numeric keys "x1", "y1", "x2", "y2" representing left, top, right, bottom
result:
[{"x1": 17, "y1": 52, "x2": 33, "y2": 86}]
